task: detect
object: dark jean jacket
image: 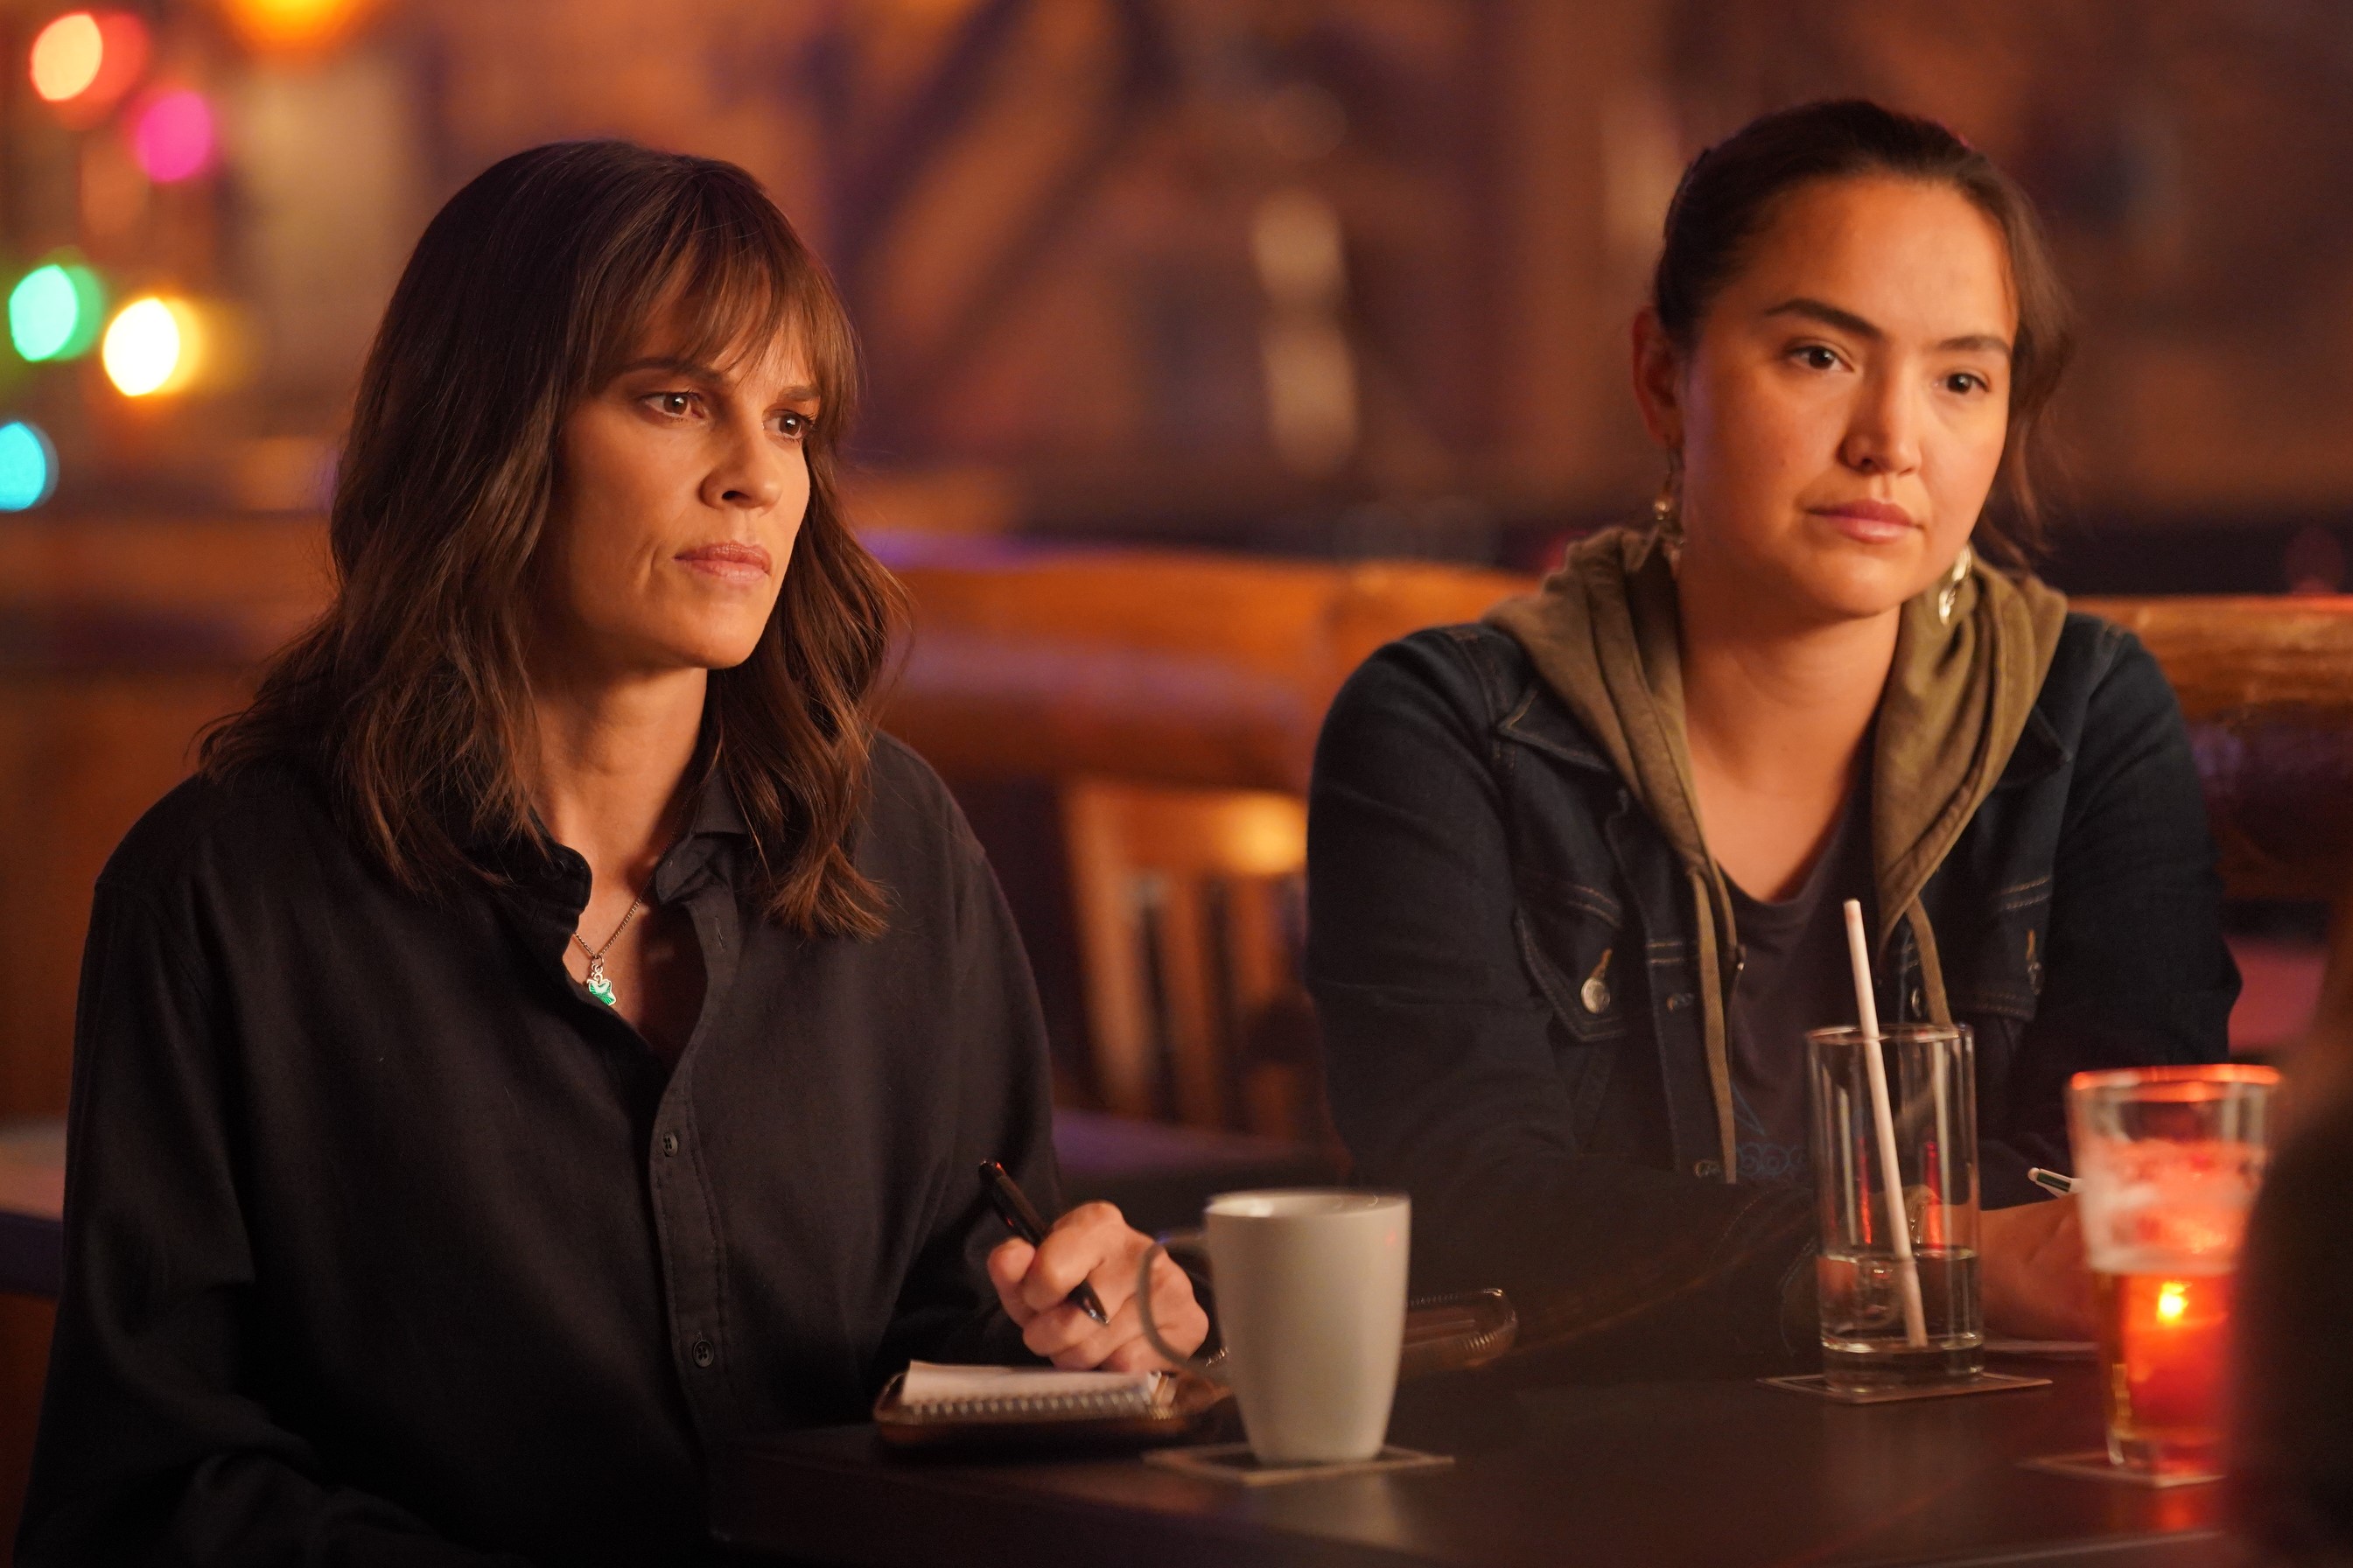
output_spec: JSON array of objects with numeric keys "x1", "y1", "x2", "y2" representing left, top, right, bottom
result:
[{"x1": 1306, "y1": 612, "x2": 2237, "y2": 1370}]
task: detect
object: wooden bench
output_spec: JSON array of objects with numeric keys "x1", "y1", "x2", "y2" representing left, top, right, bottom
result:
[{"x1": 873, "y1": 532, "x2": 2353, "y2": 911}]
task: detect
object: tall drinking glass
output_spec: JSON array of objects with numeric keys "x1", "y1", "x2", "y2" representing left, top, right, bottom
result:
[
  {"x1": 1807, "y1": 1024, "x2": 1981, "y2": 1390},
  {"x1": 2069, "y1": 1063, "x2": 2279, "y2": 1477}
]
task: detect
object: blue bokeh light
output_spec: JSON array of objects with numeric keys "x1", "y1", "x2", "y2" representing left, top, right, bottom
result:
[{"x1": 0, "y1": 421, "x2": 58, "y2": 511}]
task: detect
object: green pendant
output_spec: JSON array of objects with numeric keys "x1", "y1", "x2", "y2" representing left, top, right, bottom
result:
[{"x1": 585, "y1": 958, "x2": 617, "y2": 1008}]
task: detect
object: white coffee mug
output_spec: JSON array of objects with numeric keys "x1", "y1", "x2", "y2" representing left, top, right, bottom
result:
[{"x1": 1137, "y1": 1189, "x2": 1409, "y2": 1464}]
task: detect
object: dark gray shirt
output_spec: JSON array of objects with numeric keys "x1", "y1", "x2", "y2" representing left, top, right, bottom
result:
[
  {"x1": 1724, "y1": 780, "x2": 1873, "y2": 1188},
  {"x1": 23, "y1": 740, "x2": 1053, "y2": 1565}
]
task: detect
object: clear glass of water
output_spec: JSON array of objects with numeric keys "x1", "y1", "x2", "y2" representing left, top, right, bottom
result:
[{"x1": 1807, "y1": 1024, "x2": 1982, "y2": 1390}]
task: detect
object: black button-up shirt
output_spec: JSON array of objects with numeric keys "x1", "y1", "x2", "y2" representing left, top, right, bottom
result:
[{"x1": 22, "y1": 739, "x2": 1054, "y2": 1564}]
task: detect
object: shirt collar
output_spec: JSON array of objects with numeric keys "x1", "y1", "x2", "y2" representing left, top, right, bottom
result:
[
  {"x1": 650, "y1": 769, "x2": 751, "y2": 905},
  {"x1": 685, "y1": 767, "x2": 749, "y2": 839},
  {"x1": 478, "y1": 766, "x2": 753, "y2": 914}
]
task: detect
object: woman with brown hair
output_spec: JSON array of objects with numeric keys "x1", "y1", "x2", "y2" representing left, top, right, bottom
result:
[
  {"x1": 20, "y1": 141, "x2": 1202, "y2": 1564},
  {"x1": 1310, "y1": 101, "x2": 2234, "y2": 1369}
]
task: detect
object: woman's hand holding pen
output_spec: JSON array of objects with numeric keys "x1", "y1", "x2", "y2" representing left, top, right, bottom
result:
[
  {"x1": 1980, "y1": 1195, "x2": 2097, "y2": 1341},
  {"x1": 987, "y1": 1202, "x2": 1210, "y2": 1373}
]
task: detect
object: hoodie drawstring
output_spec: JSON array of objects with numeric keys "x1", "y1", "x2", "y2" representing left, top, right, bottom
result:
[{"x1": 1690, "y1": 865, "x2": 1740, "y2": 1180}]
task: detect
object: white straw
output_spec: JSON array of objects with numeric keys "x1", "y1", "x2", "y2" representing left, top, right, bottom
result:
[{"x1": 1842, "y1": 899, "x2": 1928, "y2": 1349}]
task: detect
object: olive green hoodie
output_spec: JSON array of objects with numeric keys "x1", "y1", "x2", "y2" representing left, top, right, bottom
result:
[{"x1": 1483, "y1": 527, "x2": 2069, "y2": 1180}]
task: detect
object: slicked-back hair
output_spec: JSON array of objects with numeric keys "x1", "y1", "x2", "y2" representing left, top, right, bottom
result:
[
  {"x1": 204, "y1": 140, "x2": 907, "y2": 938},
  {"x1": 1653, "y1": 99, "x2": 2076, "y2": 565}
]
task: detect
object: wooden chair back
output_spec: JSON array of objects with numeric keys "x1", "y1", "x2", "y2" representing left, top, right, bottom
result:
[{"x1": 1061, "y1": 778, "x2": 1323, "y2": 1140}]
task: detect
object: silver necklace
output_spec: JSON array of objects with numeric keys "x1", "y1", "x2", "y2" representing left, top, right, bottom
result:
[
  {"x1": 569, "y1": 812, "x2": 690, "y2": 1008},
  {"x1": 572, "y1": 889, "x2": 648, "y2": 1008}
]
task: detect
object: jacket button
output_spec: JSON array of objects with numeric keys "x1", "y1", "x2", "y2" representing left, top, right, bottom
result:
[
  {"x1": 660, "y1": 1131, "x2": 680, "y2": 1158},
  {"x1": 1693, "y1": 1159, "x2": 1722, "y2": 1179},
  {"x1": 691, "y1": 1339, "x2": 716, "y2": 1368},
  {"x1": 1580, "y1": 976, "x2": 1611, "y2": 1013}
]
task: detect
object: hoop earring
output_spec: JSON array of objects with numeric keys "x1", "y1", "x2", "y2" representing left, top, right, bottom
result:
[
  {"x1": 1650, "y1": 455, "x2": 1683, "y2": 542},
  {"x1": 1937, "y1": 542, "x2": 1973, "y2": 626}
]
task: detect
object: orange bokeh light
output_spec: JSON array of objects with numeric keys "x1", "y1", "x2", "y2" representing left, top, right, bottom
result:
[
  {"x1": 29, "y1": 12, "x2": 102, "y2": 102},
  {"x1": 219, "y1": 0, "x2": 374, "y2": 52},
  {"x1": 2155, "y1": 1281, "x2": 2188, "y2": 1322},
  {"x1": 28, "y1": 10, "x2": 148, "y2": 115}
]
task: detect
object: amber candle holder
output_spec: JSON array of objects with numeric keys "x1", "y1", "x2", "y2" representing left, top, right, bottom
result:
[{"x1": 2068, "y1": 1064, "x2": 2279, "y2": 1479}]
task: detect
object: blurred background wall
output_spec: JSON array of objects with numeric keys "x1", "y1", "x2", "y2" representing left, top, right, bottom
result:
[
  {"x1": 6, "y1": 0, "x2": 2353, "y2": 581},
  {"x1": 1, "y1": 0, "x2": 2349, "y2": 1552}
]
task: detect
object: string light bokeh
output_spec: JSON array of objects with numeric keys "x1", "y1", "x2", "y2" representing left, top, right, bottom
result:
[
  {"x1": 100, "y1": 297, "x2": 198, "y2": 397},
  {"x1": 2, "y1": 1, "x2": 269, "y2": 508},
  {"x1": 0, "y1": 422, "x2": 59, "y2": 511},
  {"x1": 7, "y1": 262, "x2": 106, "y2": 363},
  {"x1": 130, "y1": 88, "x2": 214, "y2": 182}
]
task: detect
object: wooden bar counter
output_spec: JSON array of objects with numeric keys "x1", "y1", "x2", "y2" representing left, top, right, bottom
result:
[{"x1": 709, "y1": 1360, "x2": 2230, "y2": 1567}]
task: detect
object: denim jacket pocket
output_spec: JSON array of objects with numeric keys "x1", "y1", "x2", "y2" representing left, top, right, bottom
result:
[
  {"x1": 1513, "y1": 891, "x2": 1631, "y2": 1046},
  {"x1": 1943, "y1": 876, "x2": 2051, "y2": 1024},
  {"x1": 1513, "y1": 900, "x2": 1628, "y2": 1147}
]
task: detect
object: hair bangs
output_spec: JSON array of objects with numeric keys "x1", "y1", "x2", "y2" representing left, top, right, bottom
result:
[{"x1": 594, "y1": 175, "x2": 860, "y2": 452}]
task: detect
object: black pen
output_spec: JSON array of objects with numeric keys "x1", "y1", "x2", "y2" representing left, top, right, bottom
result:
[{"x1": 978, "y1": 1160, "x2": 1110, "y2": 1326}]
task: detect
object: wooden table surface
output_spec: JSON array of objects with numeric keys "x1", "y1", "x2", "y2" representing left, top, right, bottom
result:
[{"x1": 710, "y1": 1359, "x2": 2237, "y2": 1568}]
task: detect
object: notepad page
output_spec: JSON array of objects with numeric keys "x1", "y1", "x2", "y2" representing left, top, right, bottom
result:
[{"x1": 900, "y1": 1361, "x2": 1165, "y2": 1413}]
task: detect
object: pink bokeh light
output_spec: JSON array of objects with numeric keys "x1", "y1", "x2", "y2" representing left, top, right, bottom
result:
[{"x1": 130, "y1": 89, "x2": 214, "y2": 183}]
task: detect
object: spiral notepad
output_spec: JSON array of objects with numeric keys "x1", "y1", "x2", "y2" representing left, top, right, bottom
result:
[{"x1": 897, "y1": 1361, "x2": 1171, "y2": 1420}]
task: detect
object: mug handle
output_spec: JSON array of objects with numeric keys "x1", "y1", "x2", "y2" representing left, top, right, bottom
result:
[{"x1": 1136, "y1": 1231, "x2": 1224, "y2": 1382}]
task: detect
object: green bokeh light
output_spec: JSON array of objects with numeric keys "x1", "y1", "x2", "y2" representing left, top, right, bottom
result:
[{"x1": 9, "y1": 262, "x2": 105, "y2": 362}]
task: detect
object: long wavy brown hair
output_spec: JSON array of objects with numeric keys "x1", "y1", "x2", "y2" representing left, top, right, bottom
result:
[{"x1": 204, "y1": 140, "x2": 907, "y2": 938}]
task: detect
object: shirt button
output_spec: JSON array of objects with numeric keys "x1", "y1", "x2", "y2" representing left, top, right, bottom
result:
[
  {"x1": 660, "y1": 1131, "x2": 680, "y2": 1158},
  {"x1": 691, "y1": 1339, "x2": 716, "y2": 1368}
]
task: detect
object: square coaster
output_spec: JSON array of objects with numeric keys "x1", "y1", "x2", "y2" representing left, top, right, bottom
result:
[
  {"x1": 2021, "y1": 1451, "x2": 2223, "y2": 1488},
  {"x1": 1144, "y1": 1443, "x2": 1453, "y2": 1487},
  {"x1": 1760, "y1": 1371, "x2": 2052, "y2": 1404}
]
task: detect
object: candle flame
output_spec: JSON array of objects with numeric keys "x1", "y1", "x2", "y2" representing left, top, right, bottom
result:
[{"x1": 2157, "y1": 1281, "x2": 2188, "y2": 1323}]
